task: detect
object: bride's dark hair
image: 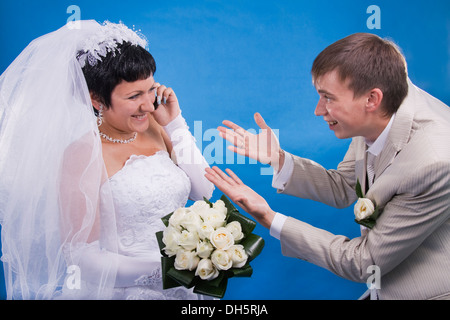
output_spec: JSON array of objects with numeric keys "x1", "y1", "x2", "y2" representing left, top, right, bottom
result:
[{"x1": 79, "y1": 41, "x2": 156, "y2": 110}]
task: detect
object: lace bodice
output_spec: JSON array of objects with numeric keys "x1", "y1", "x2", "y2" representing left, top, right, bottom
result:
[
  {"x1": 108, "y1": 151, "x2": 199, "y2": 299},
  {"x1": 109, "y1": 151, "x2": 190, "y2": 254}
]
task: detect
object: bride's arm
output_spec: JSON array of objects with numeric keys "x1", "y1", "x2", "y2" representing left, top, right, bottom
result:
[
  {"x1": 72, "y1": 242, "x2": 162, "y2": 288},
  {"x1": 59, "y1": 133, "x2": 162, "y2": 289},
  {"x1": 163, "y1": 113, "x2": 215, "y2": 200}
]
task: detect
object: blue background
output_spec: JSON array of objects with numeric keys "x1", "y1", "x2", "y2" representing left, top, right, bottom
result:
[{"x1": 1, "y1": 0, "x2": 449, "y2": 300}]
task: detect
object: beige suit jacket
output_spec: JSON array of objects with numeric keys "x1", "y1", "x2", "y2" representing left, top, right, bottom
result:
[{"x1": 279, "y1": 81, "x2": 450, "y2": 299}]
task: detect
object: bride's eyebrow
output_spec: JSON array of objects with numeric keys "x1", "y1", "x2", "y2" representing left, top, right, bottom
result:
[
  {"x1": 123, "y1": 79, "x2": 157, "y2": 96},
  {"x1": 125, "y1": 86, "x2": 156, "y2": 96},
  {"x1": 125, "y1": 90, "x2": 143, "y2": 95}
]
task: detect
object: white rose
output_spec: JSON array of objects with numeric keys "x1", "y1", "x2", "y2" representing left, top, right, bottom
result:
[
  {"x1": 225, "y1": 221, "x2": 244, "y2": 242},
  {"x1": 196, "y1": 240, "x2": 214, "y2": 259},
  {"x1": 213, "y1": 199, "x2": 225, "y2": 207},
  {"x1": 190, "y1": 200, "x2": 211, "y2": 216},
  {"x1": 169, "y1": 207, "x2": 190, "y2": 230},
  {"x1": 226, "y1": 244, "x2": 248, "y2": 268},
  {"x1": 202, "y1": 208, "x2": 227, "y2": 229},
  {"x1": 213, "y1": 200, "x2": 228, "y2": 216},
  {"x1": 174, "y1": 250, "x2": 200, "y2": 271},
  {"x1": 354, "y1": 198, "x2": 375, "y2": 221},
  {"x1": 211, "y1": 249, "x2": 233, "y2": 270},
  {"x1": 197, "y1": 222, "x2": 215, "y2": 240},
  {"x1": 178, "y1": 229, "x2": 200, "y2": 251},
  {"x1": 162, "y1": 225, "x2": 181, "y2": 257},
  {"x1": 210, "y1": 227, "x2": 234, "y2": 250},
  {"x1": 179, "y1": 211, "x2": 202, "y2": 232},
  {"x1": 195, "y1": 258, "x2": 220, "y2": 280}
]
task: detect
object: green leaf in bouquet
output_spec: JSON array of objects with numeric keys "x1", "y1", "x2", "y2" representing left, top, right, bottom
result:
[
  {"x1": 161, "y1": 212, "x2": 173, "y2": 227},
  {"x1": 227, "y1": 210, "x2": 257, "y2": 237},
  {"x1": 193, "y1": 273, "x2": 228, "y2": 298},
  {"x1": 220, "y1": 195, "x2": 256, "y2": 235},
  {"x1": 203, "y1": 196, "x2": 213, "y2": 207},
  {"x1": 161, "y1": 257, "x2": 180, "y2": 289},
  {"x1": 205, "y1": 270, "x2": 226, "y2": 288},
  {"x1": 228, "y1": 264, "x2": 253, "y2": 278},
  {"x1": 220, "y1": 194, "x2": 239, "y2": 215},
  {"x1": 167, "y1": 267, "x2": 197, "y2": 289},
  {"x1": 157, "y1": 194, "x2": 266, "y2": 299},
  {"x1": 240, "y1": 233, "x2": 265, "y2": 262}
]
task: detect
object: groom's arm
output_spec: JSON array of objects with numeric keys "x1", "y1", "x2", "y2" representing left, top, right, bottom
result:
[
  {"x1": 272, "y1": 139, "x2": 359, "y2": 209},
  {"x1": 269, "y1": 140, "x2": 359, "y2": 239}
]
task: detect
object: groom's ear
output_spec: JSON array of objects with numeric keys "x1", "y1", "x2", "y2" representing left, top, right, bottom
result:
[{"x1": 365, "y1": 88, "x2": 383, "y2": 113}]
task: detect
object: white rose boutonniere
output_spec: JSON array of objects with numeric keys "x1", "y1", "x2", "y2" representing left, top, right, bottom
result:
[
  {"x1": 354, "y1": 198, "x2": 375, "y2": 221},
  {"x1": 354, "y1": 179, "x2": 380, "y2": 229}
]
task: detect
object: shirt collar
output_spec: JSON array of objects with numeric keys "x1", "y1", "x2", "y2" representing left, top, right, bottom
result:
[{"x1": 365, "y1": 113, "x2": 396, "y2": 156}]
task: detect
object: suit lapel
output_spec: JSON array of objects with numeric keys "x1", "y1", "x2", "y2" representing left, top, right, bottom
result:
[
  {"x1": 351, "y1": 80, "x2": 417, "y2": 195},
  {"x1": 374, "y1": 140, "x2": 399, "y2": 180},
  {"x1": 374, "y1": 81, "x2": 416, "y2": 183},
  {"x1": 353, "y1": 138, "x2": 369, "y2": 193}
]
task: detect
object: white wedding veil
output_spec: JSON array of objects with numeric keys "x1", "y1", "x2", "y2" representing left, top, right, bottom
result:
[{"x1": 0, "y1": 20, "x2": 144, "y2": 299}]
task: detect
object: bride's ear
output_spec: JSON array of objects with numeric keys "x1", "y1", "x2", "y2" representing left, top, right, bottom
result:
[{"x1": 90, "y1": 92, "x2": 103, "y2": 111}]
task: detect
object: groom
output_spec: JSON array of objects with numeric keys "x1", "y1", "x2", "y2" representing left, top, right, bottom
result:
[{"x1": 205, "y1": 33, "x2": 450, "y2": 300}]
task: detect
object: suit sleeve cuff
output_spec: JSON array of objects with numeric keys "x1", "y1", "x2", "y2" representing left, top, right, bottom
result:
[
  {"x1": 269, "y1": 212, "x2": 288, "y2": 240},
  {"x1": 272, "y1": 152, "x2": 294, "y2": 191}
]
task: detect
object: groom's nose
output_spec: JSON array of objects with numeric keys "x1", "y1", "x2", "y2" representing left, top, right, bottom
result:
[{"x1": 314, "y1": 99, "x2": 328, "y2": 116}]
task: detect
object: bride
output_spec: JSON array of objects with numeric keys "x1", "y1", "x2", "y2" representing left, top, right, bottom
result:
[{"x1": 0, "y1": 20, "x2": 214, "y2": 299}]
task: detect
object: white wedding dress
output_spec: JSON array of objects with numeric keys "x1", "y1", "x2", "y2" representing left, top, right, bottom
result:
[
  {"x1": 55, "y1": 114, "x2": 214, "y2": 300},
  {"x1": 0, "y1": 20, "x2": 215, "y2": 300},
  {"x1": 108, "y1": 151, "x2": 200, "y2": 300}
]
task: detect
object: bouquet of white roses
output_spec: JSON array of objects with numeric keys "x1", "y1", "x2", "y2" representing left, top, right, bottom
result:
[{"x1": 156, "y1": 195, "x2": 264, "y2": 298}]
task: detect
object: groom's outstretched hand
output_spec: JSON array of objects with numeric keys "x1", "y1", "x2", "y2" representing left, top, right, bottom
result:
[
  {"x1": 217, "y1": 113, "x2": 285, "y2": 173},
  {"x1": 205, "y1": 166, "x2": 275, "y2": 229}
]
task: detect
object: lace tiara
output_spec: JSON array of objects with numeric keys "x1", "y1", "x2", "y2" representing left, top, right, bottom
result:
[{"x1": 76, "y1": 21, "x2": 148, "y2": 68}]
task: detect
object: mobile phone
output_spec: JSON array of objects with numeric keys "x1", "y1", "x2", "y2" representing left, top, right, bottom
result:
[{"x1": 154, "y1": 95, "x2": 160, "y2": 110}]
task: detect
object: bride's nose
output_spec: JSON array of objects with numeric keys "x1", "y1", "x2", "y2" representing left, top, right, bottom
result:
[{"x1": 141, "y1": 91, "x2": 156, "y2": 112}]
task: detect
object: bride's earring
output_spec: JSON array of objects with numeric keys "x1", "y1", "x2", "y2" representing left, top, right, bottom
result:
[{"x1": 97, "y1": 105, "x2": 103, "y2": 127}]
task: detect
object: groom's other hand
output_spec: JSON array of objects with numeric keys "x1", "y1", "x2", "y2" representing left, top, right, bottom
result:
[
  {"x1": 217, "y1": 113, "x2": 285, "y2": 172},
  {"x1": 205, "y1": 166, "x2": 276, "y2": 229}
]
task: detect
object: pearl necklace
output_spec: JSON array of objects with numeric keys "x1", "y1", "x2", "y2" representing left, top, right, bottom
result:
[{"x1": 99, "y1": 131, "x2": 137, "y2": 144}]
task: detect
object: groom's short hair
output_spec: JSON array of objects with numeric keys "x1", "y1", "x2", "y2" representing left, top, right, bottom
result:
[{"x1": 311, "y1": 33, "x2": 408, "y2": 117}]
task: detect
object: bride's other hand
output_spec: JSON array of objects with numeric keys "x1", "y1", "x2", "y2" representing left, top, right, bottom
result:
[
  {"x1": 218, "y1": 113, "x2": 285, "y2": 172},
  {"x1": 205, "y1": 166, "x2": 275, "y2": 229},
  {"x1": 151, "y1": 82, "x2": 181, "y2": 126}
]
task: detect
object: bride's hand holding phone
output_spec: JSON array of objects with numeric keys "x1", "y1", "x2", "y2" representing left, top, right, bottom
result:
[{"x1": 151, "y1": 82, "x2": 181, "y2": 126}]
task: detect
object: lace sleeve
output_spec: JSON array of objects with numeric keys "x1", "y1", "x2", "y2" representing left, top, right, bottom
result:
[{"x1": 163, "y1": 114, "x2": 214, "y2": 200}]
